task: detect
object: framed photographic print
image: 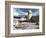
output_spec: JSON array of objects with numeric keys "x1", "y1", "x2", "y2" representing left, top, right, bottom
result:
[{"x1": 5, "y1": 1, "x2": 45, "y2": 37}]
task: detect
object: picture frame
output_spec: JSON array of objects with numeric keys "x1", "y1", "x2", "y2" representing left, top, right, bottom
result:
[{"x1": 5, "y1": 1, "x2": 45, "y2": 37}]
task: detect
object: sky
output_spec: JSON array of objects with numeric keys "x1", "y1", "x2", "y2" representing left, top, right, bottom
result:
[{"x1": 13, "y1": 8, "x2": 39, "y2": 17}]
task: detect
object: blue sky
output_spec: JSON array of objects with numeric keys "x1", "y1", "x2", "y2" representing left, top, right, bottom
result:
[{"x1": 13, "y1": 8, "x2": 39, "y2": 17}]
